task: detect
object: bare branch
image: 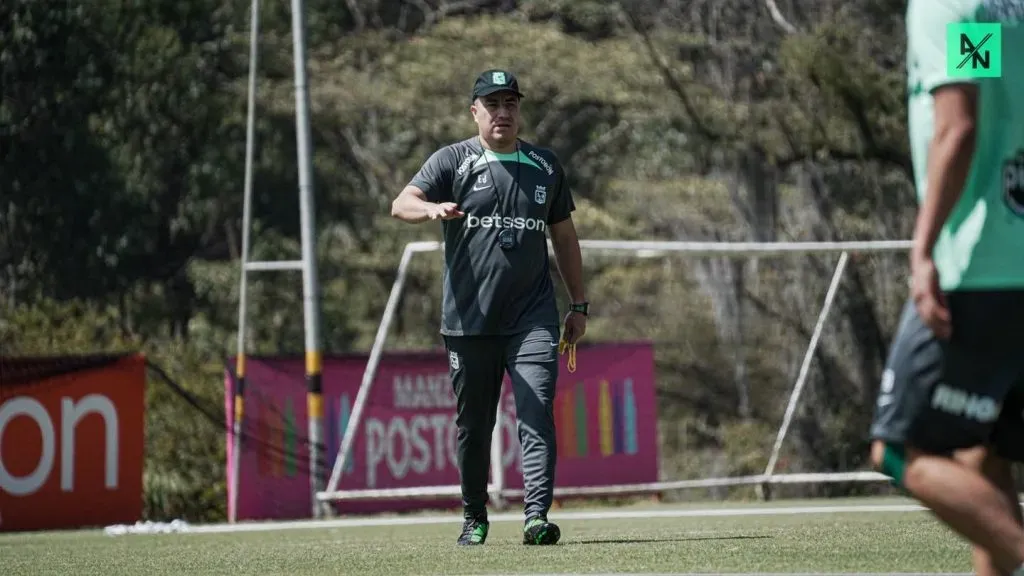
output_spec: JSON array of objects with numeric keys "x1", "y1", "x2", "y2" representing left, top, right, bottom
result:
[
  {"x1": 774, "y1": 76, "x2": 912, "y2": 177},
  {"x1": 615, "y1": 2, "x2": 721, "y2": 143},
  {"x1": 344, "y1": 0, "x2": 366, "y2": 31},
  {"x1": 401, "y1": 0, "x2": 493, "y2": 29},
  {"x1": 765, "y1": 0, "x2": 799, "y2": 34},
  {"x1": 575, "y1": 119, "x2": 630, "y2": 159}
]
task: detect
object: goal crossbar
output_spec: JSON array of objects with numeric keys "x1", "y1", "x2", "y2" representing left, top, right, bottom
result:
[{"x1": 316, "y1": 239, "x2": 912, "y2": 507}]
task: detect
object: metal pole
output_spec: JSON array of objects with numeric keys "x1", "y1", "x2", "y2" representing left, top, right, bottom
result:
[
  {"x1": 322, "y1": 243, "x2": 417, "y2": 497},
  {"x1": 759, "y1": 251, "x2": 850, "y2": 499},
  {"x1": 230, "y1": 0, "x2": 261, "y2": 525},
  {"x1": 489, "y1": 398, "x2": 506, "y2": 509},
  {"x1": 289, "y1": 0, "x2": 325, "y2": 519}
]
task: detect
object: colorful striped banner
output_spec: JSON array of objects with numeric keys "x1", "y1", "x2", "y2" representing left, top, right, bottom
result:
[
  {"x1": 574, "y1": 380, "x2": 588, "y2": 457},
  {"x1": 227, "y1": 342, "x2": 658, "y2": 520},
  {"x1": 599, "y1": 380, "x2": 613, "y2": 457}
]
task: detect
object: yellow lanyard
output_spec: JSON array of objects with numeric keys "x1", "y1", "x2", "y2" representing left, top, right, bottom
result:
[{"x1": 558, "y1": 339, "x2": 577, "y2": 373}]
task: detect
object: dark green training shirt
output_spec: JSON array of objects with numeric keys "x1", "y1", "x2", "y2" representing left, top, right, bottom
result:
[{"x1": 408, "y1": 136, "x2": 576, "y2": 336}]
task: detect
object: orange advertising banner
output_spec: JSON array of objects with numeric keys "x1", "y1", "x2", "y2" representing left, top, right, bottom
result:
[{"x1": 0, "y1": 354, "x2": 146, "y2": 532}]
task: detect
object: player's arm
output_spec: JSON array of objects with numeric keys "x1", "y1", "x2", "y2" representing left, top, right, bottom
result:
[
  {"x1": 906, "y1": 0, "x2": 981, "y2": 265},
  {"x1": 547, "y1": 159, "x2": 586, "y2": 303},
  {"x1": 912, "y1": 84, "x2": 978, "y2": 263},
  {"x1": 391, "y1": 148, "x2": 463, "y2": 224},
  {"x1": 391, "y1": 186, "x2": 463, "y2": 224},
  {"x1": 549, "y1": 218, "x2": 586, "y2": 303}
]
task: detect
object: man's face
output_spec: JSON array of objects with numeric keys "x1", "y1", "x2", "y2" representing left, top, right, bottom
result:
[{"x1": 471, "y1": 91, "x2": 520, "y2": 145}]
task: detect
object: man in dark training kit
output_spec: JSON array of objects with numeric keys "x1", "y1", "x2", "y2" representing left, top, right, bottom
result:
[{"x1": 390, "y1": 69, "x2": 589, "y2": 546}]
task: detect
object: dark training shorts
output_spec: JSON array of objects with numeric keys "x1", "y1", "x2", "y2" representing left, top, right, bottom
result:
[{"x1": 870, "y1": 291, "x2": 1024, "y2": 462}]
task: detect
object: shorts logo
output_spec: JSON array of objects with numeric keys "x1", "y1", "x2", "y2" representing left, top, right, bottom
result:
[
  {"x1": 534, "y1": 185, "x2": 546, "y2": 204},
  {"x1": 877, "y1": 369, "x2": 895, "y2": 407},
  {"x1": 880, "y1": 370, "x2": 895, "y2": 393},
  {"x1": 449, "y1": 350, "x2": 460, "y2": 370},
  {"x1": 1004, "y1": 150, "x2": 1024, "y2": 216},
  {"x1": 930, "y1": 384, "x2": 1000, "y2": 423}
]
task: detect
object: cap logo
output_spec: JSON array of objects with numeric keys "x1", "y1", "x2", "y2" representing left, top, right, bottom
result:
[{"x1": 492, "y1": 72, "x2": 506, "y2": 85}]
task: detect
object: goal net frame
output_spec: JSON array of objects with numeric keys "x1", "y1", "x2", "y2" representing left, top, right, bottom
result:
[{"x1": 315, "y1": 239, "x2": 910, "y2": 509}]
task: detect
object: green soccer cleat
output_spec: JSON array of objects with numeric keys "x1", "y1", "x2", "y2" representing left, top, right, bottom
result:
[
  {"x1": 457, "y1": 518, "x2": 489, "y2": 545},
  {"x1": 522, "y1": 516, "x2": 560, "y2": 546}
]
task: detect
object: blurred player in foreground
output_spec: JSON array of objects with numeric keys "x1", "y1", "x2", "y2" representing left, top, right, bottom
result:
[
  {"x1": 869, "y1": 1, "x2": 1024, "y2": 574},
  {"x1": 390, "y1": 69, "x2": 588, "y2": 546}
]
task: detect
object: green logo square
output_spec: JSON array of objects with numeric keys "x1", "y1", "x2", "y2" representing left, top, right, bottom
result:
[{"x1": 947, "y1": 23, "x2": 1002, "y2": 78}]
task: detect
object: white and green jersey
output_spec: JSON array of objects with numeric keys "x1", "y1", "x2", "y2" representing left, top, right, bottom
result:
[{"x1": 906, "y1": 0, "x2": 1024, "y2": 290}]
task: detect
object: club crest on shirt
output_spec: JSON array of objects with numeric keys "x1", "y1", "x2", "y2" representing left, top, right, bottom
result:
[
  {"x1": 1005, "y1": 150, "x2": 1024, "y2": 217},
  {"x1": 473, "y1": 173, "x2": 489, "y2": 191},
  {"x1": 534, "y1": 185, "x2": 547, "y2": 205}
]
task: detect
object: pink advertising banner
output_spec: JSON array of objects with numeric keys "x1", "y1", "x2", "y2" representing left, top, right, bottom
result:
[{"x1": 225, "y1": 342, "x2": 658, "y2": 521}]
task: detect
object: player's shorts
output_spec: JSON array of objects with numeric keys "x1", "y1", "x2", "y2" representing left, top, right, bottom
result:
[{"x1": 869, "y1": 291, "x2": 1024, "y2": 463}]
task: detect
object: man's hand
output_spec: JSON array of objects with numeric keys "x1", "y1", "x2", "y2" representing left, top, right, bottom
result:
[
  {"x1": 391, "y1": 186, "x2": 464, "y2": 223},
  {"x1": 911, "y1": 253, "x2": 951, "y2": 339},
  {"x1": 561, "y1": 311, "x2": 587, "y2": 345},
  {"x1": 427, "y1": 202, "x2": 464, "y2": 221}
]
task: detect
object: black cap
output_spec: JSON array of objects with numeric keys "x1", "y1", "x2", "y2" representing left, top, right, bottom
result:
[{"x1": 471, "y1": 69, "x2": 524, "y2": 102}]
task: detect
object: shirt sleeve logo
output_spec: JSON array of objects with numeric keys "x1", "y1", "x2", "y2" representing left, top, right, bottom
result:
[
  {"x1": 527, "y1": 150, "x2": 554, "y2": 175},
  {"x1": 456, "y1": 153, "x2": 479, "y2": 176}
]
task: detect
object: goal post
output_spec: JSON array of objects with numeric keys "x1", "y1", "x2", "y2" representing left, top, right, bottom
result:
[{"x1": 315, "y1": 239, "x2": 911, "y2": 509}]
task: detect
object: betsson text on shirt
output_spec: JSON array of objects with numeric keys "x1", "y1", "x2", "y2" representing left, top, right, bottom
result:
[{"x1": 465, "y1": 212, "x2": 547, "y2": 232}]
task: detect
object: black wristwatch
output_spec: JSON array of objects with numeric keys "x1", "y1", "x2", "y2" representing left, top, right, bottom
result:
[{"x1": 569, "y1": 301, "x2": 589, "y2": 316}]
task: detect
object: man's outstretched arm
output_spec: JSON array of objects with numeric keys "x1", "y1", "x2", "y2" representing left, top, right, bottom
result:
[{"x1": 391, "y1": 186, "x2": 463, "y2": 224}]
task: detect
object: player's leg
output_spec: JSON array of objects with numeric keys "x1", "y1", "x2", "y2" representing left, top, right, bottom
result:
[
  {"x1": 975, "y1": 385, "x2": 1024, "y2": 576},
  {"x1": 505, "y1": 324, "x2": 560, "y2": 545},
  {"x1": 899, "y1": 291, "x2": 1024, "y2": 574},
  {"x1": 444, "y1": 334, "x2": 506, "y2": 545},
  {"x1": 863, "y1": 305, "x2": 1012, "y2": 564},
  {"x1": 868, "y1": 297, "x2": 1023, "y2": 575},
  {"x1": 963, "y1": 449, "x2": 1021, "y2": 576},
  {"x1": 902, "y1": 447, "x2": 1024, "y2": 574}
]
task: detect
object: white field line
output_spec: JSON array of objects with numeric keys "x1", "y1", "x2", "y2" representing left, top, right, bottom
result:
[
  {"x1": 491, "y1": 569, "x2": 970, "y2": 573},
  {"x1": 499, "y1": 569, "x2": 970, "y2": 573},
  {"x1": 105, "y1": 502, "x2": 935, "y2": 536}
]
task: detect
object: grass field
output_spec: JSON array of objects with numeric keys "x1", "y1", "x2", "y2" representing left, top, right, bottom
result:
[{"x1": 0, "y1": 497, "x2": 979, "y2": 575}]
